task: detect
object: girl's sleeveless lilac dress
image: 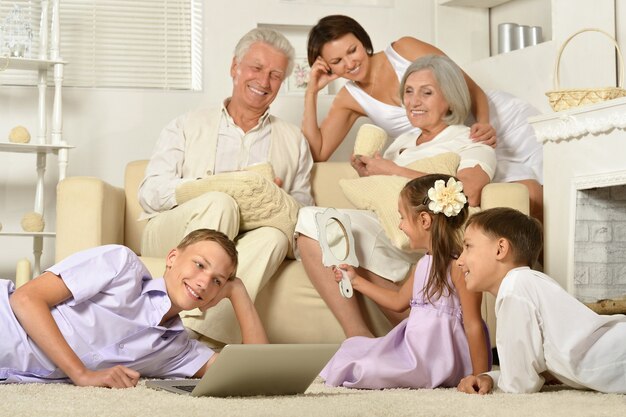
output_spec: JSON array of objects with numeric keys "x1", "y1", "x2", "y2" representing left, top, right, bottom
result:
[{"x1": 321, "y1": 254, "x2": 489, "y2": 389}]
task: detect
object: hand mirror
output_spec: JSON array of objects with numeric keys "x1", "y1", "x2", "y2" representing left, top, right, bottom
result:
[{"x1": 315, "y1": 208, "x2": 359, "y2": 298}]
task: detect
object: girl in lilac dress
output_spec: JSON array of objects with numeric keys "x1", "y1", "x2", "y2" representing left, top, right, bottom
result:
[{"x1": 322, "y1": 174, "x2": 491, "y2": 389}]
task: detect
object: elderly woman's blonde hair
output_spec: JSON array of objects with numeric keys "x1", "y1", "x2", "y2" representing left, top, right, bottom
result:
[
  {"x1": 234, "y1": 28, "x2": 295, "y2": 77},
  {"x1": 399, "y1": 55, "x2": 471, "y2": 126}
]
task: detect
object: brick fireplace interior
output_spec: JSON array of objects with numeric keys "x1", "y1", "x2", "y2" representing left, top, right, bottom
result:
[{"x1": 574, "y1": 184, "x2": 626, "y2": 303}]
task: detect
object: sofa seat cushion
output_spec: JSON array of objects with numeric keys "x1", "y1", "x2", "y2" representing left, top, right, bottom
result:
[{"x1": 255, "y1": 260, "x2": 393, "y2": 342}]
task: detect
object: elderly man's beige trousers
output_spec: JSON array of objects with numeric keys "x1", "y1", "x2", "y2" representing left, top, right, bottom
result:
[{"x1": 141, "y1": 192, "x2": 288, "y2": 344}]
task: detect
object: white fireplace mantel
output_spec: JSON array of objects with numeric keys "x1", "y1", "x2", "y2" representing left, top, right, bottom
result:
[
  {"x1": 530, "y1": 97, "x2": 626, "y2": 293},
  {"x1": 532, "y1": 97, "x2": 626, "y2": 144}
]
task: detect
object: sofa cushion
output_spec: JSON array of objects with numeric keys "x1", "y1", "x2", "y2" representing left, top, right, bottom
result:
[
  {"x1": 339, "y1": 152, "x2": 460, "y2": 250},
  {"x1": 175, "y1": 168, "x2": 300, "y2": 255},
  {"x1": 311, "y1": 162, "x2": 359, "y2": 209}
]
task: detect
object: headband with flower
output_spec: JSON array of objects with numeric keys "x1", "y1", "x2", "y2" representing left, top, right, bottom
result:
[{"x1": 424, "y1": 177, "x2": 467, "y2": 217}]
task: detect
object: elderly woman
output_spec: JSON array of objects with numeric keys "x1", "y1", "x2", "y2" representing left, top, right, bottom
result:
[{"x1": 295, "y1": 54, "x2": 496, "y2": 338}]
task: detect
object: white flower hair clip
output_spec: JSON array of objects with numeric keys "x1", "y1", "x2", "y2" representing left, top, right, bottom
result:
[{"x1": 426, "y1": 177, "x2": 467, "y2": 217}]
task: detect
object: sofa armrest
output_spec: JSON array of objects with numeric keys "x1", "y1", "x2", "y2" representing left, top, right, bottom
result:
[
  {"x1": 481, "y1": 182, "x2": 530, "y2": 215},
  {"x1": 55, "y1": 177, "x2": 126, "y2": 262}
]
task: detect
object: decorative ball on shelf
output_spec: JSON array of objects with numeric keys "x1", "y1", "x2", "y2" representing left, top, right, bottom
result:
[
  {"x1": 0, "y1": 221, "x2": 3, "y2": 232},
  {"x1": 8, "y1": 125, "x2": 31, "y2": 144},
  {"x1": 21, "y1": 212, "x2": 45, "y2": 232}
]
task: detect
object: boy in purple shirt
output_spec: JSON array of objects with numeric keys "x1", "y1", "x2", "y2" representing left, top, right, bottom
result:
[{"x1": 1, "y1": 229, "x2": 267, "y2": 388}]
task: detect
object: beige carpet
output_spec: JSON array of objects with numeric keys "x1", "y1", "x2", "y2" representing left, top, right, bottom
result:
[{"x1": 2, "y1": 378, "x2": 624, "y2": 417}]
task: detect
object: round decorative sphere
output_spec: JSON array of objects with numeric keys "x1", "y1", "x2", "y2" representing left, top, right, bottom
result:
[
  {"x1": 21, "y1": 212, "x2": 45, "y2": 232},
  {"x1": 9, "y1": 125, "x2": 31, "y2": 144},
  {"x1": 0, "y1": 222, "x2": 3, "y2": 232}
]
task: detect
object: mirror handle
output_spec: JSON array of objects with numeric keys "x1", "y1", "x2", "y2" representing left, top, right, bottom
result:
[{"x1": 338, "y1": 268, "x2": 354, "y2": 298}]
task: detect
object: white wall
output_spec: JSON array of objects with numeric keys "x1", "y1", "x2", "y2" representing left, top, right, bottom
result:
[
  {"x1": 0, "y1": 0, "x2": 433, "y2": 277},
  {"x1": 1, "y1": 0, "x2": 623, "y2": 278},
  {"x1": 453, "y1": 0, "x2": 621, "y2": 112}
]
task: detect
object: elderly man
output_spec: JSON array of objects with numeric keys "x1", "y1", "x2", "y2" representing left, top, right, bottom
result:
[{"x1": 138, "y1": 28, "x2": 314, "y2": 345}]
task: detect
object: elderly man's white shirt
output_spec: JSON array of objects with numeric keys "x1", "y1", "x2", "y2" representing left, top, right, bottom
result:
[{"x1": 138, "y1": 101, "x2": 313, "y2": 216}]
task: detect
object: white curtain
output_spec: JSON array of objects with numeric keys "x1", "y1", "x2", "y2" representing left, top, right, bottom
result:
[{"x1": 0, "y1": 0, "x2": 202, "y2": 90}]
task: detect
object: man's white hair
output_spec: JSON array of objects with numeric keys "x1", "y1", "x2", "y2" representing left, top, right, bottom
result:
[{"x1": 234, "y1": 28, "x2": 295, "y2": 77}]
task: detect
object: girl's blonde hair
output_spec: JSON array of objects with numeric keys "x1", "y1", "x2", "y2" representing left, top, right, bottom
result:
[{"x1": 400, "y1": 174, "x2": 468, "y2": 302}]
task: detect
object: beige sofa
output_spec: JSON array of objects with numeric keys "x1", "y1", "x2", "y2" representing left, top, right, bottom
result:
[{"x1": 56, "y1": 160, "x2": 529, "y2": 344}]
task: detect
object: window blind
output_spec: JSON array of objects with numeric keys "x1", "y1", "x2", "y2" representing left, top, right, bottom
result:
[{"x1": 0, "y1": 0, "x2": 202, "y2": 90}]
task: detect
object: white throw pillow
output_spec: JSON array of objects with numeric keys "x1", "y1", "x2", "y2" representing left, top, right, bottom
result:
[{"x1": 339, "y1": 152, "x2": 460, "y2": 250}]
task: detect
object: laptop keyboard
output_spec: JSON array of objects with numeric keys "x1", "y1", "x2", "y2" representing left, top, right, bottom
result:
[{"x1": 174, "y1": 385, "x2": 196, "y2": 392}]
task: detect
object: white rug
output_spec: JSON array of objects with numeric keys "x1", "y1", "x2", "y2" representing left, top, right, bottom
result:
[{"x1": 2, "y1": 378, "x2": 625, "y2": 417}]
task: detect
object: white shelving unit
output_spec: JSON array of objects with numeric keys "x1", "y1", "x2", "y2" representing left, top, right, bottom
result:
[{"x1": 0, "y1": 0, "x2": 71, "y2": 276}]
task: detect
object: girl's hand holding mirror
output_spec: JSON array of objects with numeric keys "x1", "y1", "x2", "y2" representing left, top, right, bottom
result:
[{"x1": 315, "y1": 208, "x2": 359, "y2": 299}]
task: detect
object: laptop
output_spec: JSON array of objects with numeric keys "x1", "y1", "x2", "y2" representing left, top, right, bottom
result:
[{"x1": 146, "y1": 343, "x2": 339, "y2": 397}]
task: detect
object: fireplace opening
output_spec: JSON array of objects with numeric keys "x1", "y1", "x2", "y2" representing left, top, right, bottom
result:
[{"x1": 574, "y1": 184, "x2": 626, "y2": 313}]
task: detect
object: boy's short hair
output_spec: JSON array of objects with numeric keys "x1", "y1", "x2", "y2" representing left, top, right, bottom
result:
[
  {"x1": 177, "y1": 229, "x2": 239, "y2": 276},
  {"x1": 466, "y1": 207, "x2": 542, "y2": 267}
]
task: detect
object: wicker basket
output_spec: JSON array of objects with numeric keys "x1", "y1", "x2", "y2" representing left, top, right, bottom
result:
[{"x1": 546, "y1": 28, "x2": 626, "y2": 112}]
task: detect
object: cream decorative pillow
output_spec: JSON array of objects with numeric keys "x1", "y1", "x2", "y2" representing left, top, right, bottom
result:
[
  {"x1": 339, "y1": 152, "x2": 460, "y2": 250},
  {"x1": 353, "y1": 124, "x2": 388, "y2": 157},
  {"x1": 175, "y1": 165, "x2": 299, "y2": 256}
]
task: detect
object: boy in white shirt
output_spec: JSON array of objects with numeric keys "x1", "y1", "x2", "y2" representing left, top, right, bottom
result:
[{"x1": 456, "y1": 207, "x2": 626, "y2": 394}]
